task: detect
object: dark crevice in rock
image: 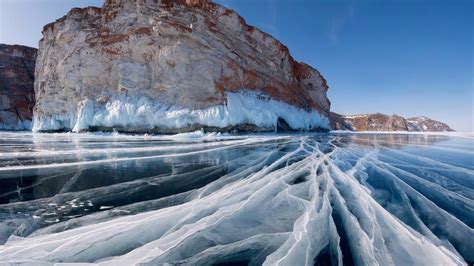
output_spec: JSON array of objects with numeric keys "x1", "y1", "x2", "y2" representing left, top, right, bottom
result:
[{"x1": 276, "y1": 117, "x2": 294, "y2": 132}]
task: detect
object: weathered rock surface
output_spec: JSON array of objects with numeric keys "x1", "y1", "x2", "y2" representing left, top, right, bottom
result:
[
  {"x1": 0, "y1": 44, "x2": 37, "y2": 130},
  {"x1": 33, "y1": 0, "x2": 330, "y2": 133},
  {"x1": 330, "y1": 112, "x2": 454, "y2": 132},
  {"x1": 328, "y1": 112, "x2": 352, "y2": 131}
]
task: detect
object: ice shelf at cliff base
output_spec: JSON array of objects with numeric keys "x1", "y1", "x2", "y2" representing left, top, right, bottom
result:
[{"x1": 33, "y1": 91, "x2": 329, "y2": 133}]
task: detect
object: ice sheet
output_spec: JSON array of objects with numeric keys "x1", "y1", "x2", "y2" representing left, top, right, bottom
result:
[{"x1": 0, "y1": 132, "x2": 472, "y2": 265}]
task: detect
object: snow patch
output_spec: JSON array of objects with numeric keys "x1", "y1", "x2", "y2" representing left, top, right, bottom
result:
[{"x1": 344, "y1": 115, "x2": 368, "y2": 119}]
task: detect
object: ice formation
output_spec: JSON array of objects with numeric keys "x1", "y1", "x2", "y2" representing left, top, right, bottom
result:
[
  {"x1": 32, "y1": 91, "x2": 329, "y2": 133},
  {"x1": 0, "y1": 119, "x2": 31, "y2": 131},
  {"x1": 0, "y1": 132, "x2": 472, "y2": 265}
]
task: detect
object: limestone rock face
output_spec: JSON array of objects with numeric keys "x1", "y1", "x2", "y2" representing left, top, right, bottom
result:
[
  {"x1": 0, "y1": 44, "x2": 37, "y2": 130},
  {"x1": 330, "y1": 112, "x2": 454, "y2": 132},
  {"x1": 33, "y1": 0, "x2": 330, "y2": 132},
  {"x1": 328, "y1": 112, "x2": 352, "y2": 131}
]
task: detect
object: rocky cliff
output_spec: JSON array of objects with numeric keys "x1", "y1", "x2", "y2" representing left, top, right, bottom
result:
[
  {"x1": 0, "y1": 44, "x2": 37, "y2": 130},
  {"x1": 32, "y1": 0, "x2": 330, "y2": 133},
  {"x1": 330, "y1": 112, "x2": 454, "y2": 132}
]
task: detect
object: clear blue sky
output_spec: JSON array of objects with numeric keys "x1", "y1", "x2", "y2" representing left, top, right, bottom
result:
[{"x1": 1, "y1": 0, "x2": 472, "y2": 131}]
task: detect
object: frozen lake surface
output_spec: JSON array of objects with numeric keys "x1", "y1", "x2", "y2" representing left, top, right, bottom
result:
[{"x1": 0, "y1": 131, "x2": 472, "y2": 265}]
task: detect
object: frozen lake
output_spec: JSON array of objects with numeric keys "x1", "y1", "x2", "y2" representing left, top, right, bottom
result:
[{"x1": 0, "y1": 131, "x2": 472, "y2": 265}]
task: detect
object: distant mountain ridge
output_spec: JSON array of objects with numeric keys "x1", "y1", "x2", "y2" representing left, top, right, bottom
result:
[
  {"x1": 406, "y1": 116, "x2": 454, "y2": 132},
  {"x1": 329, "y1": 112, "x2": 454, "y2": 132}
]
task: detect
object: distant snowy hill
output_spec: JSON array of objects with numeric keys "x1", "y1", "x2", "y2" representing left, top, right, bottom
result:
[
  {"x1": 330, "y1": 112, "x2": 454, "y2": 132},
  {"x1": 406, "y1": 116, "x2": 454, "y2": 132}
]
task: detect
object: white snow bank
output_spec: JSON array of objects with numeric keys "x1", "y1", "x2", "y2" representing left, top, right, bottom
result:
[
  {"x1": 344, "y1": 114, "x2": 369, "y2": 119},
  {"x1": 32, "y1": 91, "x2": 329, "y2": 132}
]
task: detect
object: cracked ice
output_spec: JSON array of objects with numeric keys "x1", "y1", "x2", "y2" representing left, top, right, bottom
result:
[{"x1": 0, "y1": 131, "x2": 472, "y2": 265}]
